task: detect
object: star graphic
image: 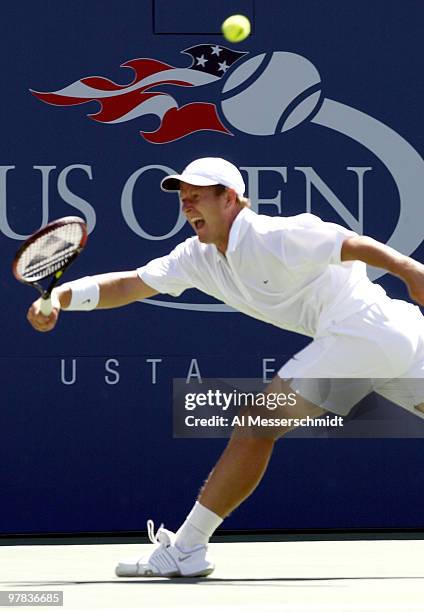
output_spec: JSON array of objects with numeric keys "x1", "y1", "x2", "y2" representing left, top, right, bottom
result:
[
  {"x1": 183, "y1": 45, "x2": 248, "y2": 76},
  {"x1": 210, "y1": 45, "x2": 222, "y2": 56},
  {"x1": 195, "y1": 55, "x2": 208, "y2": 68}
]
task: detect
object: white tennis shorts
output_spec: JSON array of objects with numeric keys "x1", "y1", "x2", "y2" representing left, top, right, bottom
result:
[{"x1": 278, "y1": 298, "x2": 424, "y2": 418}]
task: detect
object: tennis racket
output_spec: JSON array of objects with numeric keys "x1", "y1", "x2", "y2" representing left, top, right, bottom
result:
[{"x1": 12, "y1": 216, "x2": 88, "y2": 316}]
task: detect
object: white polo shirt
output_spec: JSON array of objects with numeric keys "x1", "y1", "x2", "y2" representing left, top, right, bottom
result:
[{"x1": 137, "y1": 208, "x2": 386, "y2": 338}]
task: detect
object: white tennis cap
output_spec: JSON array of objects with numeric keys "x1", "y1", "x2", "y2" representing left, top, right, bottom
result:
[{"x1": 161, "y1": 157, "x2": 245, "y2": 197}]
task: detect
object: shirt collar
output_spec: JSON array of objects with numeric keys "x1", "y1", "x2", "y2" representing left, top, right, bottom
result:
[
  {"x1": 211, "y1": 207, "x2": 254, "y2": 262},
  {"x1": 227, "y1": 207, "x2": 252, "y2": 253}
]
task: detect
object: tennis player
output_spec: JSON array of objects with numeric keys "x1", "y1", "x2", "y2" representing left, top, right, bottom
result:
[{"x1": 27, "y1": 157, "x2": 424, "y2": 578}]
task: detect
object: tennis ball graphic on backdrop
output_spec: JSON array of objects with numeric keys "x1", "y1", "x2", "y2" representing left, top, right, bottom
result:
[{"x1": 221, "y1": 52, "x2": 322, "y2": 135}]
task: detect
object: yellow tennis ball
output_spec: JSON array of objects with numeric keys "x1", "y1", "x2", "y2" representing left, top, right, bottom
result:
[{"x1": 222, "y1": 15, "x2": 251, "y2": 43}]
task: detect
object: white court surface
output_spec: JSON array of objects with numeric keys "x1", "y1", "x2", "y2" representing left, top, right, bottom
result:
[{"x1": 1, "y1": 540, "x2": 424, "y2": 611}]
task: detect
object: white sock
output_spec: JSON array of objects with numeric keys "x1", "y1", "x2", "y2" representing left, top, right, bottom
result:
[{"x1": 175, "y1": 501, "x2": 223, "y2": 551}]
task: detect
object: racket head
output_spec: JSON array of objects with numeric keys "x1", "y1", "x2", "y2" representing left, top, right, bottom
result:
[{"x1": 12, "y1": 216, "x2": 88, "y2": 285}]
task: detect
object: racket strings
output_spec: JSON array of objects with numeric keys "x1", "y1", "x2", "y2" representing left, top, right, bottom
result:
[
  {"x1": 23, "y1": 252, "x2": 76, "y2": 279},
  {"x1": 17, "y1": 224, "x2": 84, "y2": 281}
]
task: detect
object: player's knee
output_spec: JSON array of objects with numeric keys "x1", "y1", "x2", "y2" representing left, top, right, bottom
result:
[
  {"x1": 231, "y1": 404, "x2": 293, "y2": 441},
  {"x1": 414, "y1": 403, "x2": 424, "y2": 414}
]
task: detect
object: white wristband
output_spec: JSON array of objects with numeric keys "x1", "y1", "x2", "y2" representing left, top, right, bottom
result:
[{"x1": 62, "y1": 276, "x2": 100, "y2": 311}]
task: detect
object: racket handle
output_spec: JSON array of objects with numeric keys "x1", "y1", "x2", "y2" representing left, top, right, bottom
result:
[{"x1": 40, "y1": 296, "x2": 52, "y2": 316}]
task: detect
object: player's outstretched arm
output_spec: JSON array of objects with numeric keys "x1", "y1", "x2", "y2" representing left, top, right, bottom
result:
[
  {"x1": 83, "y1": 271, "x2": 158, "y2": 309},
  {"x1": 27, "y1": 271, "x2": 158, "y2": 332},
  {"x1": 341, "y1": 235, "x2": 424, "y2": 306}
]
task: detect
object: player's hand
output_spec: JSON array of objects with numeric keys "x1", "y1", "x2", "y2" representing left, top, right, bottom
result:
[
  {"x1": 403, "y1": 261, "x2": 424, "y2": 307},
  {"x1": 26, "y1": 291, "x2": 61, "y2": 332}
]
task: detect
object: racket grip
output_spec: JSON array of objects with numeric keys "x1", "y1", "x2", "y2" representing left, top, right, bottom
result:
[{"x1": 40, "y1": 296, "x2": 52, "y2": 316}]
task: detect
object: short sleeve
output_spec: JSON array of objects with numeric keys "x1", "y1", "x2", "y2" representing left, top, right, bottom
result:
[
  {"x1": 137, "y1": 239, "x2": 196, "y2": 297},
  {"x1": 281, "y1": 213, "x2": 357, "y2": 268}
]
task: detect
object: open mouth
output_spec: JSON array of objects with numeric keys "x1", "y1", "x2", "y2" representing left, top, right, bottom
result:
[{"x1": 191, "y1": 217, "x2": 205, "y2": 230}]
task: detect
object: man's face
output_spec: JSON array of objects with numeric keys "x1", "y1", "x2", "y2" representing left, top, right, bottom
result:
[{"x1": 180, "y1": 182, "x2": 237, "y2": 252}]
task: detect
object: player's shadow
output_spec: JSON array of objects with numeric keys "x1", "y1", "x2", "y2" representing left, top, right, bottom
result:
[{"x1": 2, "y1": 576, "x2": 424, "y2": 586}]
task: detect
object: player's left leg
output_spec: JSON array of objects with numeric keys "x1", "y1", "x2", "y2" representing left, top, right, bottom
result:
[
  {"x1": 115, "y1": 375, "x2": 326, "y2": 578},
  {"x1": 193, "y1": 374, "x2": 326, "y2": 519}
]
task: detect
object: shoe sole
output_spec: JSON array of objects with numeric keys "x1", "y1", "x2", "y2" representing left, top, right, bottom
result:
[{"x1": 115, "y1": 565, "x2": 214, "y2": 578}]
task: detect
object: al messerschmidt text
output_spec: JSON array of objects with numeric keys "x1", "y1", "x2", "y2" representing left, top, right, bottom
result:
[{"x1": 185, "y1": 415, "x2": 344, "y2": 428}]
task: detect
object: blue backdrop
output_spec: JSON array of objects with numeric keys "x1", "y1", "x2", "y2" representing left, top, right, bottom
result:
[{"x1": 1, "y1": 0, "x2": 423, "y2": 535}]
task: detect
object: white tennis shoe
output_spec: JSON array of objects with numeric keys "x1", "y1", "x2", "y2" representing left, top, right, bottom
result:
[{"x1": 115, "y1": 520, "x2": 214, "y2": 578}]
